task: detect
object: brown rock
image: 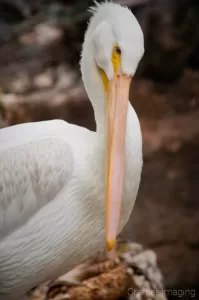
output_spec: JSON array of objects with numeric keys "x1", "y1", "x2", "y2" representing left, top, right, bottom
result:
[{"x1": 27, "y1": 242, "x2": 166, "y2": 300}]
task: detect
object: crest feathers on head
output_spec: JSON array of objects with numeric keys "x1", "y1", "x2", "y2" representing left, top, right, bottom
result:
[{"x1": 88, "y1": 1, "x2": 113, "y2": 14}]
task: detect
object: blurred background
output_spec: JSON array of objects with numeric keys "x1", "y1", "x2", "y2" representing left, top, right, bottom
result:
[{"x1": 0, "y1": 0, "x2": 198, "y2": 298}]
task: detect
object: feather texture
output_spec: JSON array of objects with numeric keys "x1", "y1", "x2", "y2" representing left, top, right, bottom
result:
[{"x1": 0, "y1": 136, "x2": 73, "y2": 239}]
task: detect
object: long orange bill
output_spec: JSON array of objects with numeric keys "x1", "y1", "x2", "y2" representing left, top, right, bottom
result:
[{"x1": 105, "y1": 74, "x2": 131, "y2": 254}]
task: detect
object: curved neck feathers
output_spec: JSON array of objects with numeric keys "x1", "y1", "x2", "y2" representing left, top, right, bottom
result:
[{"x1": 81, "y1": 38, "x2": 107, "y2": 134}]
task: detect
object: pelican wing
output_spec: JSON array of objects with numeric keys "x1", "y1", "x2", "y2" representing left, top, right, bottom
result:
[{"x1": 0, "y1": 120, "x2": 74, "y2": 240}]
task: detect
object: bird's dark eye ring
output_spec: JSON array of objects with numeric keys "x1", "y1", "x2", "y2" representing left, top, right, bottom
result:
[{"x1": 115, "y1": 46, "x2": 121, "y2": 55}]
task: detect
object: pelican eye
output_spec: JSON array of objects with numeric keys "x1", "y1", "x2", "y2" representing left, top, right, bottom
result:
[{"x1": 115, "y1": 46, "x2": 121, "y2": 55}]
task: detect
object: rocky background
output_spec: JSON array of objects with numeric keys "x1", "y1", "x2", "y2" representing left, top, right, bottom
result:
[{"x1": 0, "y1": 0, "x2": 199, "y2": 298}]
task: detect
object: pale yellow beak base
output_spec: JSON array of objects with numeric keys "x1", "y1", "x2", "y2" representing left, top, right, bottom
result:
[{"x1": 105, "y1": 74, "x2": 131, "y2": 254}]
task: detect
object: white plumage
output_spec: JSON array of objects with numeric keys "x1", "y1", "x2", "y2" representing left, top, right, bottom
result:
[{"x1": 0, "y1": 2, "x2": 144, "y2": 299}]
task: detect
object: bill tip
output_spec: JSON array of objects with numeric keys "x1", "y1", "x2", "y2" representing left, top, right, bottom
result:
[{"x1": 107, "y1": 239, "x2": 115, "y2": 251}]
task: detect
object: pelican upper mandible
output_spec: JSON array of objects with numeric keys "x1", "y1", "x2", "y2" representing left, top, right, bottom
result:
[{"x1": 0, "y1": 2, "x2": 144, "y2": 299}]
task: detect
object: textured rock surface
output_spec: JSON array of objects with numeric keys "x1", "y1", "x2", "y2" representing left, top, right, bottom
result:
[{"x1": 25, "y1": 242, "x2": 166, "y2": 300}]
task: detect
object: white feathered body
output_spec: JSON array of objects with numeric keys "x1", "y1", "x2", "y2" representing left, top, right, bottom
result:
[{"x1": 0, "y1": 105, "x2": 142, "y2": 299}]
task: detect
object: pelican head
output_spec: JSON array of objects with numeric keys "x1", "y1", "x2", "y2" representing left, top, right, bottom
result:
[{"x1": 81, "y1": 2, "x2": 144, "y2": 254}]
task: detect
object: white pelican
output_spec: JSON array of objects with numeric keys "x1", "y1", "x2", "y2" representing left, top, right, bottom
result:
[{"x1": 0, "y1": 2, "x2": 144, "y2": 299}]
